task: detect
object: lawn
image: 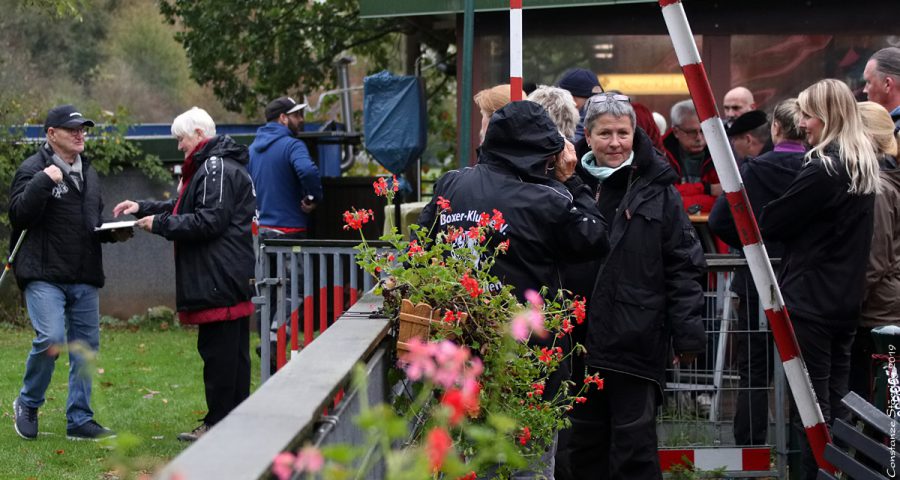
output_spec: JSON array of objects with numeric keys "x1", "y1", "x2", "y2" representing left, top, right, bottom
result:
[{"x1": 0, "y1": 323, "x2": 260, "y2": 479}]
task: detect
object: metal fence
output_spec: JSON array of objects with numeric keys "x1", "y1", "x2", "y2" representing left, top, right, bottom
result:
[
  {"x1": 659, "y1": 256, "x2": 788, "y2": 478},
  {"x1": 253, "y1": 239, "x2": 791, "y2": 477}
]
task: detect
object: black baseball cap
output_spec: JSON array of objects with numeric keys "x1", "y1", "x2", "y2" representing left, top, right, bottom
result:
[
  {"x1": 726, "y1": 110, "x2": 768, "y2": 137},
  {"x1": 264, "y1": 96, "x2": 307, "y2": 122},
  {"x1": 44, "y1": 104, "x2": 95, "y2": 131}
]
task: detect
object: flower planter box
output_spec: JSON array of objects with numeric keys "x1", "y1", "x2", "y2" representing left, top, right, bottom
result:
[{"x1": 396, "y1": 298, "x2": 468, "y2": 354}]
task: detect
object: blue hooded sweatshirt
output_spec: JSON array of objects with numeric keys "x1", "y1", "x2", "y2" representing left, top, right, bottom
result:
[{"x1": 249, "y1": 123, "x2": 323, "y2": 230}]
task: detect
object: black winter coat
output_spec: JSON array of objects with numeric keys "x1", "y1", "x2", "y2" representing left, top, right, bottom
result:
[
  {"x1": 417, "y1": 101, "x2": 610, "y2": 400},
  {"x1": 583, "y1": 128, "x2": 707, "y2": 388},
  {"x1": 708, "y1": 147, "x2": 805, "y2": 296},
  {"x1": 417, "y1": 101, "x2": 610, "y2": 302},
  {"x1": 9, "y1": 144, "x2": 115, "y2": 288},
  {"x1": 136, "y1": 136, "x2": 256, "y2": 317},
  {"x1": 760, "y1": 148, "x2": 875, "y2": 325}
]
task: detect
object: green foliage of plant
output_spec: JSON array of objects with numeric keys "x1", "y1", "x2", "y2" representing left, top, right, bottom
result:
[
  {"x1": 273, "y1": 185, "x2": 598, "y2": 478},
  {"x1": 158, "y1": 0, "x2": 453, "y2": 117}
]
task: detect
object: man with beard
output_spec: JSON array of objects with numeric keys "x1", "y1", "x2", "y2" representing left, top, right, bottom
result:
[{"x1": 249, "y1": 96, "x2": 323, "y2": 369}]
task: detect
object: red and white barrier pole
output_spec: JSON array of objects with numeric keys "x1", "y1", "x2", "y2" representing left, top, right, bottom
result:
[
  {"x1": 509, "y1": 0, "x2": 523, "y2": 100},
  {"x1": 658, "y1": 0, "x2": 835, "y2": 473}
]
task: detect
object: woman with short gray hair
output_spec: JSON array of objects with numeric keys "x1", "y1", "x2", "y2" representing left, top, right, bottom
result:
[{"x1": 527, "y1": 86, "x2": 580, "y2": 140}]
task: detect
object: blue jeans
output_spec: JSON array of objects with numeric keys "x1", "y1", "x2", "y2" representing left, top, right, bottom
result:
[{"x1": 19, "y1": 281, "x2": 100, "y2": 429}]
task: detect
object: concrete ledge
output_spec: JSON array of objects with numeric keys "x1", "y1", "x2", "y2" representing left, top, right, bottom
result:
[{"x1": 157, "y1": 292, "x2": 388, "y2": 480}]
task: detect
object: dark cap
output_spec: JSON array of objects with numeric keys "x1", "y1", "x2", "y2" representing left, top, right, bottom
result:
[
  {"x1": 264, "y1": 96, "x2": 307, "y2": 122},
  {"x1": 557, "y1": 68, "x2": 603, "y2": 99},
  {"x1": 726, "y1": 110, "x2": 768, "y2": 137},
  {"x1": 44, "y1": 104, "x2": 95, "y2": 131}
]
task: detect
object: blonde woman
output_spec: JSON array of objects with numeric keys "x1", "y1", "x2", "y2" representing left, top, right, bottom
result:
[
  {"x1": 759, "y1": 79, "x2": 879, "y2": 480},
  {"x1": 474, "y1": 84, "x2": 525, "y2": 144},
  {"x1": 849, "y1": 101, "x2": 900, "y2": 402}
]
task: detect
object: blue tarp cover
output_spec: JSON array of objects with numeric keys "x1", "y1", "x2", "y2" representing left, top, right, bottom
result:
[{"x1": 363, "y1": 70, "x2": 426, "y2": 175}]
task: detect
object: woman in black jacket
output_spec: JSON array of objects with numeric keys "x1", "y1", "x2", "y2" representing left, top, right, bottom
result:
[
  {"x1": 759, "y1": 79, "x2": 879, "y2": 480},
  {"x1": 113, "y1": 107, "x2": 256, "y2": 442},
  {"x1": 566, "y1": 93, "x2": 706, "y2": 480},
  {"x1": 708, "y1": 98, "x2": 806, "y2": 446}
]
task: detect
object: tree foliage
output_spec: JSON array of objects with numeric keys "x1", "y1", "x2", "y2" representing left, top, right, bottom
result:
[{"x1": 159, "y1": 0, "x2": 418, "y2": 116}]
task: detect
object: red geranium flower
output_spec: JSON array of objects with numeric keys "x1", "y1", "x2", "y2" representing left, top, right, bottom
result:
[
  {"x1": 342, "y1": 208, "x2": 374, "y2": 231},
  {"x1": 518, "y1": 426, "x2": 531, "y2": 446},
  {"x1": 572, "y1": 297, "x2": 587, "y2": 324},
  {"x1": 460, "y1": 272, "x2": 483, "y2": 298},
  {"x1": 437, "y1": 196, "x2": 451, "y2": 212},
  {"x1": 441, "y1": 385, "x2": 480, "y2": 425},
  {"x1": 426, "y1": 427, "x2": 453, "y2": 471}
]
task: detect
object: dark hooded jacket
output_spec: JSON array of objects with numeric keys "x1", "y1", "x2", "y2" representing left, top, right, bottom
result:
[
  {"x1": 248, "y1": 122, "x2": 323, "y2": 230},
  {"x1": 418, "y1": 101, "x2": 609, "y2": 301},
  {"x1": 760, "y1": 146, "x2": 876, "y2": 326},
  {"x1": 582, "y1": 127, "x2": 707, "y2": 389},
  {"x1": 708, "y1": 146, "x2": 805, "y2": 296},
  {"x1": 416, "y1": 101, "x2": 610, "y2": 398},
  {"x1": 8, "y1": 143, "x2": 118, "y2": 289},
  {"x1": 135, "y1": 136, "x2": 256, "y2": 316}
]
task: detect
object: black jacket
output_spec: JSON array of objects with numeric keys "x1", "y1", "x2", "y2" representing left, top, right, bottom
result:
[
  {"x1": 136, "y1": 136, "x2": 256, "y2": 316},
  {"x1": 760, "y1": 148, "x2": 875, "y2": 325},
  {"x1": 417, "y1": 101, "x2": 609, "y2": 400},
  {"x1": 9, "y1": 143, "x2": 115, "y2": 288},
  {"x1": 583, "y1": 128, "x2": 707, "y2": 388},
  {"x1": 708, "y1": 147, "x2": 805, "y2": 296},
  {"x1": 417, "y1": 101, "x2": 610, "y2": 302}
]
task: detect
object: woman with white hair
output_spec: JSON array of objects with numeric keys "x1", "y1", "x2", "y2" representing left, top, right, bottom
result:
[
  {"x1": 113, "y1": 107, "x2": 256, "y2": 442},
  {"x1": 760, "y1": 79, "x2": 879, "y2": 480},
  {"x1": 527, "y1": 86, "x2": 580, "y2": 140}
]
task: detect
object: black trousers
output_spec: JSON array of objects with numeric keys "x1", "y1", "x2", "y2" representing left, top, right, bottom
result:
[
  {"x1": 198, "y1": 316, "x2": 251, "y2": 426},
  {"x1": 848, "y1": 326, "x2": 875, "y2": 401},
  {"x1": 733, "y1": 293, "x2": 774, "y2": 445},
  {"x1": 789, "y1": 316, "x2": 855, "y2": 480},
  {"x1": 568, "y1": 370, "x2": 662, "y2": 480}
]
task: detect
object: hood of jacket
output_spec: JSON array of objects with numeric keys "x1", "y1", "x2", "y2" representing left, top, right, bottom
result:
[
  {"x1": 742, "y1": 149, "x2": 806, "y2": 202},
  {"x1": 197, "y1": 135, "x2": 250, "y2": 166},
  {"x1": 250, "y1": 122, "x2": 293, "y2": 154},
  {"x1": 478, "y1": 101, "x2": 564, "y2": 182}
]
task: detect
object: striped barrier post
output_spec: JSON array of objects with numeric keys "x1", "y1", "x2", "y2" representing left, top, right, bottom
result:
[
  {"x1": 657, "y1": 0, "x2": 835, "y2": 472},
  {"x1": 509, "y1": 0, "x2": 523, "y2": 100}
]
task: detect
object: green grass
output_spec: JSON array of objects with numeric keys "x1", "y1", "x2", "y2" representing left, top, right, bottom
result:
[{"x1": 0, "y1": 324, "x2": 260, "y2": 479}]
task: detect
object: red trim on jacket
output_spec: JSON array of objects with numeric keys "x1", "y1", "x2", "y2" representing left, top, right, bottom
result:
[{"x1": 178, "y1": 300, "x2": 254, "y2": 325}]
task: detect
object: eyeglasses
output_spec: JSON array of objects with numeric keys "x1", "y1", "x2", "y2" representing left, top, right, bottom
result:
[
  {"x1": 588, "y1": 93, "x2": 631, "y2": 105},
  {"x1": 57, "y1": 127, "x2": 87, "y2": 137},
  {"x1": 675, "y1": 126, "x2": 704, "y2": 137}
]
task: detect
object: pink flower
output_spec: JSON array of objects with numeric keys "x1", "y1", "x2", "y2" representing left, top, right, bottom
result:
[
  {"x1": 511, "y1": 307, "x2": 546, "y2": 341},
  {"x1": 272, "y1": 452, "x2": 295, "y2": 480},
  {"x1": 524, "y1": 289, "x2": 543, "y2": 308},
  {"x1": 294, "y1": 445, "x2": 324, "y2": 473},
  {"x1": 399, "y1": 337, "x2": 436, "y2": 381}
]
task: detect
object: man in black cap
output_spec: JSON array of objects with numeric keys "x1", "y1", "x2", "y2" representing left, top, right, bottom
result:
[
  {"x1": 248, "y1": 96, "x2": 323, "y2": 370},
  {"x1": 727, "y1": 109, "x2": 772, "y2": 164},
  {"x1": 8, "y1": 104, "x2": 131, "y2": 441},
  {"x1": 556, "y1": 68, "x2": 603, "y2": 142}
]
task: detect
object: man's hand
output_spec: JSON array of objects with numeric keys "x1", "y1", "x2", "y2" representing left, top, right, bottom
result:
[
  {"x1": 43, "y1": 165, "x2": 63, "y2": 184},
  {"x1": 674, "y1": 352, "x2": 698, "y2": 365},
  {"x1": 300, "y1": 197, "x2": 316, "y2": 214},
  {"x1": 554, "y1": 139, "x2": 578, "y2": 183},
  {"x1": 135, "y1": 216, "x2": 154, "y2": 232},
  {"x1": 109, "y1": 227, "x2": 134, "y2": 242},
  {"x1": 113, "y1": 200, "x2": 139, "y2": 218}
]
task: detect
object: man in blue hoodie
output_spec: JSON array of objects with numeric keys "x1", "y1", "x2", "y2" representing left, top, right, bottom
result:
[
  {"x1": 249, "y1": 96, "x2": 323, "y2": 238},
  {"x1": 249, "y1": 96, "x2": 323, "y2": 370}
]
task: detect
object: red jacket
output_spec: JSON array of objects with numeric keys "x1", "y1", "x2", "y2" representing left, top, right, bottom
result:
[{"x1": 661, "y1": 130, "x2": 720, "y2": 213}]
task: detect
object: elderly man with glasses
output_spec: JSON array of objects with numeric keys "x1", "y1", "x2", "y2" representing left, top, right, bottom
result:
[
  {"x1": 8, "y1": 104, "x2": 133, "y2": 442},
  {"x1": 661, "y1": 99, "x2": 723, "y2": 214}
]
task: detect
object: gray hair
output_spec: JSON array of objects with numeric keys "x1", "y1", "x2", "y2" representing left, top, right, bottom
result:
[
  {"x1": 527, "y1": 86, "x2": 580, "y2": 140},
  {"x1": 670, "y1": 99, "x2": 697, "y2": 128},
  {"x1": 871, "y1": 47, "x2": 900, "y2": 80},
  {"x1": 584, "y1": 95, "x2": 636, "y2": 134},
  {"x1": 171, "y1": 107, "x2": 216, "y2": 139}
]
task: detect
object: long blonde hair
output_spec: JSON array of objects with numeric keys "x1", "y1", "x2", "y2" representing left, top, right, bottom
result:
[
  {"x1": 474, "y1": 84, "x2": 525, "y2": 117},
  {"x1": 857, "y1": 101, "x2": 899, "y2": 158},
  {"x1": 797, "y1": 79, "x2": 879, "y2": 194}
]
